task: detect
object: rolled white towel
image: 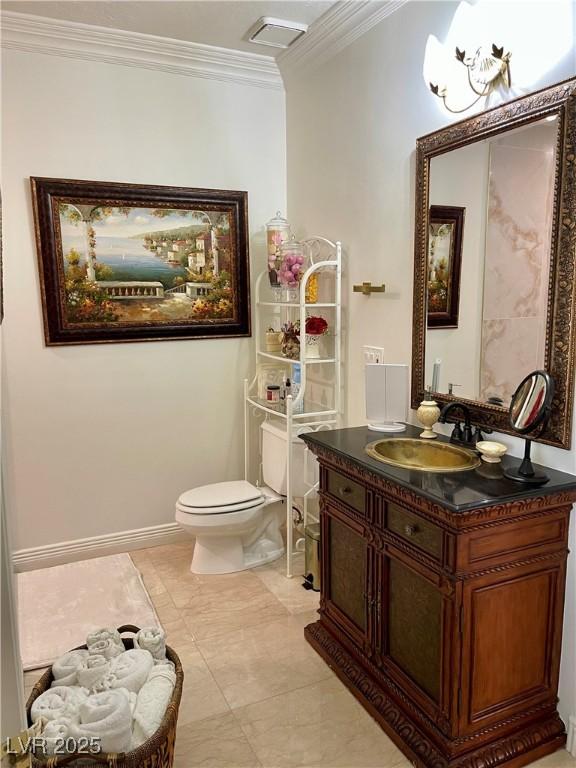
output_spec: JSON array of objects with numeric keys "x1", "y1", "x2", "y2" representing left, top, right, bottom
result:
[
  {"x1": 87, "y1": 628, "x2": 124, "y2": 660},
  {"x1": 108, "y1": 649, "x2": 154, "y2": 694},
  {"x1": 134, "y1": 627, "x2": 166, "y2": 661},
  {"x1": 154, "y1": 659, "x2": 175, "y2": 673},
  {"x1": 70, "y1": 688, "x2": 133, "y2": 755},
  {"x1": 87, "y1": 628, "x2": 123, "y2": 648},
  {"x1": 31, "y1": 686, "x2": 88, "y2": 724},
  {"x1": 90, "y1": 639, "x2": 124, "y2": 660},
  {"x1": 51, "y1": 649, "x2": 90, "y2": 686},
  {"x1": 132, "y1": 665, "x2": 176, "y2": 748},
  {"x1": 40, "y1": 717, "x2": 75, "y2": 755},
  {"x1": 77, "y1": 654, "x2": 111, "y2": 692}
]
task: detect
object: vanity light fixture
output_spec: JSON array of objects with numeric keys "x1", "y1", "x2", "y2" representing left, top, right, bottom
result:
[
  {"x1": 429, "y1": 43, "x2": 512, "y2": 114},
  {"x1": 424, "y1": 0, "x2": 572, "y2": 116}
]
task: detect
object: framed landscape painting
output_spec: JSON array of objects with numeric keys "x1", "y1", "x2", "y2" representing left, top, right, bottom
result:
[
  {"x1": 31, "y1": 178, "x2": 250, "y2": 345},
  {"x1": 427, "y1": 205, "x2": 465, "y2": 329}
]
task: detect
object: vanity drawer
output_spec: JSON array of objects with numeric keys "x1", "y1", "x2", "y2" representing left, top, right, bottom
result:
[
  {"x1": 326, "y1": 469, "x2": 365, "y2": 515},
  {"x1": 386, "y1": 503, "x2": 443, "y2": 560},
  {"x1": 457, "y1": 512, "x2": 568, "y2": 572}
]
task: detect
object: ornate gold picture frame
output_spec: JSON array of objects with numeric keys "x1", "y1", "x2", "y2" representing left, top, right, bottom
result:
[
  {"x1": 412, "y1": 78, "x2": 576, "y2": 448},
  {"x1": 32, "y1": 178, "x2": 251, "y2": 346}
]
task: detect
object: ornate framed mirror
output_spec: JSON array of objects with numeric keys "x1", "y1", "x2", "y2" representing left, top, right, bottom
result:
[{"x1": 412, "y1": 78, "x2": 576, "y2": 449}]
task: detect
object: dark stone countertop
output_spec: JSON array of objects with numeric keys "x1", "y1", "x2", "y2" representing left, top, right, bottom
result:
[{"x1": 300, "y1": 424, "x2": 576, "y2": 513}]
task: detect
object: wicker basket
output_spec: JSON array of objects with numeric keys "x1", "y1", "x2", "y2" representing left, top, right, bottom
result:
[{"x1": 25, "y1": 625, "x2": 183, "y2": 768}]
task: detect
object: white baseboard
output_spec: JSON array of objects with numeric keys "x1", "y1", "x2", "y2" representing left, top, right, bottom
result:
[
  {"x1": 12, "y1": 522, "x2": 186, "y2": 571},
  {"x1": 567, "y1": 715, "x2": 576, "y2": 757}
]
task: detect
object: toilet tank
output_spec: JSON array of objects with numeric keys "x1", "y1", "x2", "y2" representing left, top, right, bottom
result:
[{"x1": 261, "y1": 421, "x2": 317, "y2": 497}]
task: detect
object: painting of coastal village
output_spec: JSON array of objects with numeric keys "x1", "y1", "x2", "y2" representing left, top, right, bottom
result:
[{"x1": 58, "y1": 202, "x2": 238, "y2": 328}]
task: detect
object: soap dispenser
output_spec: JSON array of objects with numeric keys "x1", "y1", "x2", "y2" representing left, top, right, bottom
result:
[{"x1": 417, "y1": 388, "x2": 440, "y2": 439}]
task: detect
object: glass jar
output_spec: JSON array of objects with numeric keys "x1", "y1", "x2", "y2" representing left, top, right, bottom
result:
[
  {"x1": 278, "y1": 237, "x2": 305, "y2": 301},
  {"x1": 305, "y1": 273, "x2": 318, "y2": 304},
  {"x1": 266, "y1": 385, "x2": 281, "y2": 403},
  {"x1": 266, "y1": 212, "x2": 291, "y2": 288}
]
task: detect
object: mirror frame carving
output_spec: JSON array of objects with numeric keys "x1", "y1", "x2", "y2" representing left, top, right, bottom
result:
[{"x1": 412, "y1": 77, "x2": 576, "y2": 449}]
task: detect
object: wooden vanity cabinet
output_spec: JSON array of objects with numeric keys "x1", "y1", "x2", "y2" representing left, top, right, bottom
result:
[{"x1": 305, "y1": 452, "x2": 575, "y2": 768}]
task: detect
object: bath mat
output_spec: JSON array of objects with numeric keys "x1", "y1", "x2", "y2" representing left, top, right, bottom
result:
[{"x1": 18, "y1": 553, "x2": 161, "y2": 671}]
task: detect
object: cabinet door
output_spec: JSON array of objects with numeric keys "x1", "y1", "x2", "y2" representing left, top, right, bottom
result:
[
  {"x1": 459, "y1": 561, "x2": 565, "y2": 735},
  {"x1": 322, "y1": 507, "x2": 371, "y2": 646},
  {"x1": 377, "y1": 549, "x2": 451, "y2": 717}
]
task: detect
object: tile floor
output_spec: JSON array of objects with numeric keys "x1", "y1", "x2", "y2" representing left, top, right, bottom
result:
[{"x1": 23, "y1": 542, "x2": 576, "y2": 768}]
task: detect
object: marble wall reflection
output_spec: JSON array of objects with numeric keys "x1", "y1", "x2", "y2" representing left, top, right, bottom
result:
[{"x1": 480, "y1": 125, "x2": 556, "y2": 405}]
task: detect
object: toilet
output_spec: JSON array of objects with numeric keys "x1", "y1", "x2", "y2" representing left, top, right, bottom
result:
[{"x1": 175, "y1": 421, "x2": 312, "y2": 574}]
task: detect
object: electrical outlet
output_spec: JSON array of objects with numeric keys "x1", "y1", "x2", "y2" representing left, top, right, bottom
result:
[{"x1": 363, "y1": 346, "x2": 385, "y2": 365}]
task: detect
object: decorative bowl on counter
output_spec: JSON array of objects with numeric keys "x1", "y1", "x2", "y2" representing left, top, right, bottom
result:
[{"x1": 476, "y1": 440, "x2": 508, "y2": 463}]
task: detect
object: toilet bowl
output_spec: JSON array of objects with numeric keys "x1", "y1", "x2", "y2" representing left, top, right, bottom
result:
[
  {"x1": 175, "y1": 480, "x2": 285, "y2": 574},
  {"x1": 175, "y1": 420, "x2": 316, "y2": 575}
]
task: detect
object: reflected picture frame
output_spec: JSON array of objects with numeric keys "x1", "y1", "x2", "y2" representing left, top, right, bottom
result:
[{"x1": 427, "y1": 205, "x2": 464, "y2": 329}]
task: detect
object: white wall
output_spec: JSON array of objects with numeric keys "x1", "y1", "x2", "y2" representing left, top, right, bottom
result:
[
  {"x1": 2, "y1": 48, "x2": 286, "y2": 551},
  {"x1": 284, "y1": 0, "x2": 576, "y2": 735}
]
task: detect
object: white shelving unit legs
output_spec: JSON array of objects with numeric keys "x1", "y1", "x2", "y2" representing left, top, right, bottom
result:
[{"x1": 244, "y1": 238, "x2": 342, "y2": 579}]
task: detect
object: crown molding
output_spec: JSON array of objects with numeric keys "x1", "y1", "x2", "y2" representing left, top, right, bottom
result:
[
  {"x1": 1, "y1": 11, "x2": 284, "y2": 91},
  {"x1": 278, "y1": 0, "x2": 409, "y2": 79}
]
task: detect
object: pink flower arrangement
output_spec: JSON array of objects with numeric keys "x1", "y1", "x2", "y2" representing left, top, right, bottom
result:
[
  {"x1": 278, "y1": 252, "x2": 305, "y2": 285},
  {"x1": 305, "y1": 316, "x2": 328, "y2": 336}
]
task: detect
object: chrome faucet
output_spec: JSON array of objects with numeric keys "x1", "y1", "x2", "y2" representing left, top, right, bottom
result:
[{"x1": 438, "y1": 402, "x2": 491, "y2": 449}]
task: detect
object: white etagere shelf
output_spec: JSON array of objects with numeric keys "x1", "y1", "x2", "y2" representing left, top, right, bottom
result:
[
  {"x1": 244, "y1": 237, "x2": 342, "y2": 578},
  {"x1": 257, "y1": 352, "x2": 337, "y2": 365}
]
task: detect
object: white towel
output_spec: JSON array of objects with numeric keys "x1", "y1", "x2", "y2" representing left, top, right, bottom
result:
[
  {"x1": 31, "y1": 686, "x2": 88, "y2": 724},
  {"x1": 87, "y1": 628, "x2": 124, "y2": 660},
  {"x1": 77, "y1": 654, "x2": 111, "y2": 692},
  {"x1": 132, "y1": 665, "x2": 176, "y2": 748},
  {"x1": 127, "y1": 690, "x2": 138, "y2": 716},
  {"x1": 51, "y1": 649, "x2": 90, "y2": 686},
  {"x1": 40, "y1": 717, "x2": 75, "y2": 755},
  {"x1": 155, "y1": 659, "x2": 175, "y2": 673},
  {"x1": 70, "y1": 688, "x2": 133, "y2": 755},
  {"x1": 107, "y1": 649, "x2": 154, "y2": 694},
  {"x1": 134, "y1": 627, "x2": 166, "y2": 661}
]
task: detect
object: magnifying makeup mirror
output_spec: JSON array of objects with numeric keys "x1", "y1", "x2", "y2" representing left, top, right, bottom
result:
[{"x1": 503, "y1": 371, "x2": 554, "y2": 485}]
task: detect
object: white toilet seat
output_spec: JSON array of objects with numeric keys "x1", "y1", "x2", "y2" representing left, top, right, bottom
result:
[
  {"x1": 176, "y1": 497, "x2": 264, "y2": 515},
  {"x1": 177, "y1": 480, "x2": 264, "y2": 515}
]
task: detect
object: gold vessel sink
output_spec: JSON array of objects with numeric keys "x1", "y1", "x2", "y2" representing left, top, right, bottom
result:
[{"x1": 365, "y1": 438, "x2": 480, "y2": 473}]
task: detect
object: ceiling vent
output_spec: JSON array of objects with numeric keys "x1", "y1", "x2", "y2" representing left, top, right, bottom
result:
[{"x1": 247, "y1": 17, "x2": 308, "y2": 49}]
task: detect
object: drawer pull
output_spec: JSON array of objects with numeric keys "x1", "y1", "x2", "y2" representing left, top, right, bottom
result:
[
  {"x1": 404, "y1": 524, "x2": 418, "y2": 537},
  {"x1": 326, "y1": 469, "x2": 365, "y2": 514},
  {"x1": 387, "y1": 502, "x2": 442, "y2": 560}
]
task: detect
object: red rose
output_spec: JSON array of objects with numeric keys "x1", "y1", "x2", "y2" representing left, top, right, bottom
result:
[{"x1": 305, "y1": 316, "x2": 328, "y2": 335}]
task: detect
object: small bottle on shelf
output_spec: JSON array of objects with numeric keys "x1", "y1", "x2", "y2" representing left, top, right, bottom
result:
[{"x1": 291, "y1": 364, "x2": 303, "y2": 413}]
